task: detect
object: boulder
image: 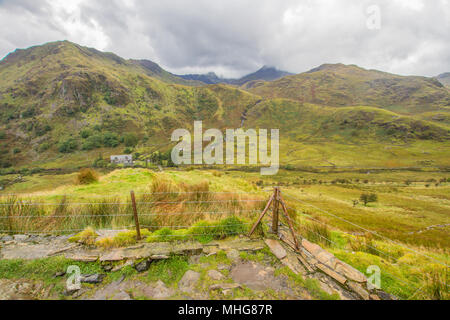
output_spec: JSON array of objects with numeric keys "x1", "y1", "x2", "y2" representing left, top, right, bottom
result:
[
  {"x1": 264, "y1": 239, "x2": 287, "y2": 260},
  {"x1": 80, "y1": 274, "x2": 106, "y2": 284},
  {"x1": 335, "y1": 261, "x2": 366, "y2": 283},
  {"x1": 207, "y1": 270, "x2": 225, "y2": 281},
  {"x1": 348, "y1": 281, "x2": 370, "y2": 300},
  {"x1": 226, "y1": 249, "x2": 240, "y2": 262},
  {"x1": 316, "y1": 264, "x2": 347, "y2": 285},
  {"x1": 178, "y1": 270, "x2": 201, "y2": 293},
  {"x1": 134, "y1": 260, "x2": 151, "y2": 272}
]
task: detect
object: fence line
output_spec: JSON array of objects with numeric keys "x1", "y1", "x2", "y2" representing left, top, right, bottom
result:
[
  {"x1": 0, "y1": 199, "x2": 266, "y2": 206},
  {"x1": 0, "y1": 209, "x2": 261, "y2": 219},
  {"x1": 282, "y1": 193, "x2": 450, "y2": 268}
]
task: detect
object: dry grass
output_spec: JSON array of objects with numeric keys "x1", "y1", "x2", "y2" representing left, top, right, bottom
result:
[{"x1": 75, "y1": 168, "x2": 99, "y2": 185}]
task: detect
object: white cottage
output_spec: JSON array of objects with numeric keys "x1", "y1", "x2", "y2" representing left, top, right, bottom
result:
[{"x1": 110, "y1": 154, "x2": 133, "y2": 165}]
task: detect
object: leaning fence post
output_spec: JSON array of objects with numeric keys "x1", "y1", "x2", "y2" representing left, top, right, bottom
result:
[
  {"x1": 272, "y1": 187, "x2": 280, "y2": 234},
  {"x1": 130, "y1": 191, "x2": 141, "y2": 240}
]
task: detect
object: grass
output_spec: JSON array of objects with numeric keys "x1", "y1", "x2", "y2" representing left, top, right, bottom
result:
[
  {"x1": 147, "y1": 256, "x2": 190, "y2": 286},
  {"x1": 0, "y1": 168, "x2": 448, "y2": 299}
]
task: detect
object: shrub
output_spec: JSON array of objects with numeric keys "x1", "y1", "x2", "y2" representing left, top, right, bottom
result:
[
  {"x1": 123, "y1": 133, "x2": 139, "y2": 147},
  {"x1": 80, "y1": 129, "x2": 92, "y2": 139},
  {"x1": 102, "y1": 132, "x2": 120, "y2": 147},
  {"x1": 68, "y1": 227, "x2": 98, "y2": 246},
  {"x1": 360, "y1": 193, "x2": 378, "y2": 206},
  {"x1": 58, "y1": 138, "x2": 78, "y2": 153},
  {"x1": 76, "y1": 168, "x2": 99, "y2": 185}
]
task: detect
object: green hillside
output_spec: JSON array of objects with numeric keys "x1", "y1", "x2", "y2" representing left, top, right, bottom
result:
[
  {"x1": 244, "y1": 64, "x2": 450, "y2": 115},
  {"x1": 0, "y1": 42, "x2": 449, "y2": 170}
]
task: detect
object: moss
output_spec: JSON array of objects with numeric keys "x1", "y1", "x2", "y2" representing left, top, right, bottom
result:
[{"x1": 147, "y1": 256, "x2": 190, "y2": 286}]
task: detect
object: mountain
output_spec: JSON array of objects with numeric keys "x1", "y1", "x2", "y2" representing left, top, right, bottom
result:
[
  {"x1": 0, "y1": 41, "x2": 448, "y2": 170},
  {"x1": 244, "y1": 63, "x2": 449, "y2": 114},
  {"x1": 232, "y1": 66, "x2": 293, "y2": 86},
  {"x1": 436, "y1": 73, "x2": 450, "y2": 87},
  {"x1": 178, "y1": 66, "x2": 293, "y2": 85},
  {"x1": 129, "y1": 59, "x2": 201, "y2": 85},
  {"x1": 178, "y1": 72, "x2": 226, "y2": 85}
]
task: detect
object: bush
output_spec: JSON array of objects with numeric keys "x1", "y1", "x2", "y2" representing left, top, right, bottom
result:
[
  {"x1": 360, "y1": 193, "x2": 378, "y2": 206},
  {"x1": 103, "y1": 132, "x2": 120, "y2": 147},
  {"x1": 123, "y1": 133, "x2": 139, "y2": 147},
  {"x1": 80, "y1": 129, "x2": 92, "y2": 139},
  {"x1": 76, "y1": 168, "x2": 99, "y2": 185},
  {"x1": 58, "y1": 138, "x2": 78, "y2": 153}
]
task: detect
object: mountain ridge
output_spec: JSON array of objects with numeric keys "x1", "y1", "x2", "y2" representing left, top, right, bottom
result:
[{"x1": 0, "y1": 41, "x2": 448, "y2": 170}]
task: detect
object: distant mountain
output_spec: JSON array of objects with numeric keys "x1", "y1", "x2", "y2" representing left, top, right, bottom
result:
[
  {"x1": 178, "y1": 66, "x2": 293, "y2": 85},
  {"x1": 436, "y1": 73, "x2": 450, "y2": 87},
  {"x1": 178, "y1": 72, "x2": 227, "y2": 85},
  {"x1": 130, "y1": 59, "x2": 200, "y2": 85},
  {"x1": 232, "y1": 66, "x2": 294, "y2": 86},
  {"x1": 245, "y1": 63, "x2": 449, "y2": 114}
]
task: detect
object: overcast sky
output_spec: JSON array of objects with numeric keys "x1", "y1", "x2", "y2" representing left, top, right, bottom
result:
[{"x1": 0, "y1": 0, "x2": 448, "y2": 78}]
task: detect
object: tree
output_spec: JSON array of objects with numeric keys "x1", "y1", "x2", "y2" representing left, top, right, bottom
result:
[
  {"x1": 360, "y1": 193, "x2": 378, "y2": 206},
  {"x1": 123, "y1": 133, "x2": 139, "y2": 147}
]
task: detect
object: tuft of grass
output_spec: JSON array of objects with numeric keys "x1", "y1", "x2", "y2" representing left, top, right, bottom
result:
[
  {"x1": 75, "y1": 168, "x2": 99, "y2": 185},
  {"x1": 68, "y1": 227, "x2": 98, "y2": 245}
]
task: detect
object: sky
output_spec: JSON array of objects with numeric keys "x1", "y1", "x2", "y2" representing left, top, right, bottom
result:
[{"x1": 0, "y1": 0, "x2": 448, "y2": 78}]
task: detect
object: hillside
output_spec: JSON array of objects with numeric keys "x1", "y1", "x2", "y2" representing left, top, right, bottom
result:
[
  {"x1": 0, "y1": 41, "x2": 449, "y2": 170},
  {"x1": 245, "y1": 64, "x2": 450, "y2": 115},
  {"x1": 436, "y1": 73, "x2": 450, "y2": 88}
]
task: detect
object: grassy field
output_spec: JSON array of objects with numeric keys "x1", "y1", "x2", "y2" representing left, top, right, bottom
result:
[{"x1": 0, "y1": 167, "x2": 448, "y2": 300}]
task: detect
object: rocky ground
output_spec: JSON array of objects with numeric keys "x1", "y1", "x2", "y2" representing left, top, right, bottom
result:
[{"x1": 0, "y1": 231, "x2": 393, "y2": 300}]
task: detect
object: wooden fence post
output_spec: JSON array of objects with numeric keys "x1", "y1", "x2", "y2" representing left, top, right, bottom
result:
[
  {"x1": 272, "y1": 187, "x2": 280, "y2": 234},
  {"x1": 130, "y1": 191, "x2": 141, "y2": 240}
]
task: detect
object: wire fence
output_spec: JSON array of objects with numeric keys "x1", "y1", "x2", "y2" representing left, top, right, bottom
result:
[
  {"x1": 278, "y1": 191, "x2": 449, "y2": 299},
  {"x1": 0, "y1": 190, "x2": 266, "y2": 236}
]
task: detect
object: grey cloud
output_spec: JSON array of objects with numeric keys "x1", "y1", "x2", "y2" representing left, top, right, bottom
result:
[{"x1": 0, "y1": 0, "x2": 448, "y2": 77}]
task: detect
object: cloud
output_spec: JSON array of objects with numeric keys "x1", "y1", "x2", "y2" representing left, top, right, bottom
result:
[{"x1": 0, "y1": 0, "x2": 448, "y2": 77}]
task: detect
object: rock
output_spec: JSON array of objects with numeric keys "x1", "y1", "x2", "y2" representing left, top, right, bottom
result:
[
  {"x1": 370, "y1": 294, "x2": 381, "y2": 300},
  {"x1": 217, "y1": 264, "x2": 231, "y2": 271},
  {"x1": 112, "y1": 260, "x2": 134, "y2": 272},
  {"x1": 112, "y1": 291, "x2": 132, "y2": 300},
  {"x1": 226, "y1": 249, "x2": 240, "y2": 262},
  {"x1": 264, "y1": 239, "x2": 287, "y2": 260},
  {"x1": 335, "y1": 261, "x2": 367, "y2": 283},
  {"x1": 150, "y1": 255, "x2": 169, "y2": 260},
  {"x1": 1, "y1": 235, "x2": 13, "y2": 242},
  {"x1": 53, "y1": 272, "x2": 66, "y2": 278},
  {"x1": 13, "y1": 235, "x2": 29, "y2": 242},
  {"x1": 348, "y1": 281, "x2": 370, "y2": 300},
  {"x1": 135, "y1": 260, "x2": 151, "y2": 272},
  {"x1": 100, "y1": 251, "x2": 124, "y2": 262},
  {"x1": 67, "y1": 255, "x2": 98, "y2": 262},
  {"x1": 63, "y1": 288, "x2": 79, "y2": 296},
  {"x1": 316, "y1": 263, "x2": 347, "y2": 285},
  {"x1": 377, "y1": 290, "x2": 395, "y2": 300},
  {"x1": 80, "y1": 274, "x2": 106, "y2": 284},
  {"x1": 230, "y1": 261, "x2": 290, "y2": 292},
  {"x1": 178, "y1": 270, "x2": 200, "y2": 293},
  {"x1": 152, "y1": 281, "x2": 174, "y2": 299},
  {"x1": 207, "y1": 270, "x2": 225, "y2": 281},
  {"x1": 103, "y1": 265, "x2": 113, "y2": 272},
  {"x1": 210, "y1": 283, "x2": 242, "y2": 291}
]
